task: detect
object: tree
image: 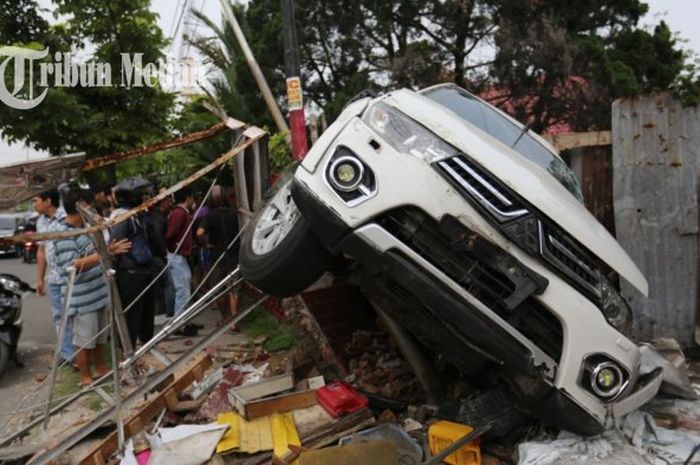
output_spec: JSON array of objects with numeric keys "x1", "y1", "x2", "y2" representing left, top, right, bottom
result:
[
  {"x1": 0, "y1": 0, "x2": 49, "y2": 45},
  {"x1": 489, "y1": 1, "x2": 694, "y2": 132},
  {"x1": 0, "y1": 0, "x2": 175, "y2": 173}
]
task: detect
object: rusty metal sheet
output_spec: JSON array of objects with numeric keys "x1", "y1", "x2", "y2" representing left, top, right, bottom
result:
[
  {"x1": 0, "y1": 153, "x2": 85, "y2": 210},
  {"x1": 612, "y1": 93, "x2": 700, "y2": 346}
]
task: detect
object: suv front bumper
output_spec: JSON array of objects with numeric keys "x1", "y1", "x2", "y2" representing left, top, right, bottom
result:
[{"x1": 292, "y1": 176, "x2": 663, "y2": 433}]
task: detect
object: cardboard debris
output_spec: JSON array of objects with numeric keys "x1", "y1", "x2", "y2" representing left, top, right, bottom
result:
[
  {"x1": 298, "y1": 440, "x2": 398, "y2": 465},
  {"x1": 216, "y1": 412, "x2": 300, "y2": 455}
]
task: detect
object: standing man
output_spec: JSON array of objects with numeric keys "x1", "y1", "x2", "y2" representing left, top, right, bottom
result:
[
  {"x1": 111, "y1": 179, "x2": 157, "y2": 346},
  {"x1": 32, "y1": 189, "x2": 73, "y2": 365},
  {"x1": 147, "y1": 189, "x2": 175, "y2": 320},
  {"x1": 166, "y1": 187, "x2": 196, "y2": 331},
  {"x1": 196, "y1": 186, "x2": 240, "y2": 326},
  {"x1": 54, "y1": 187, "x2": 131, "y2": 387}
]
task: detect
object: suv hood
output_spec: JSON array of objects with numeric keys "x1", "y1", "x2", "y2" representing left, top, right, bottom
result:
[{"x1": 385, "y1": 89, "x2": 648, "y2": 296}]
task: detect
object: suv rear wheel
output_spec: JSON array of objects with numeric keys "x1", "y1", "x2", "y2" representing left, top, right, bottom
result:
[{"x1": 239, "y1": 175, "x2": 333, "y2": 297}]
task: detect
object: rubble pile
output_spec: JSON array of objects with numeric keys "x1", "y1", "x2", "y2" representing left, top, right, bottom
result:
[{"x1": 344, "y1": 330, "x2": 424, "y2": 403}]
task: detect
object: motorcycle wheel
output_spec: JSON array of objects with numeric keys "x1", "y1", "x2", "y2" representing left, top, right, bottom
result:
[{"x1": 0, "y1": 342, "x2": 9, "y2": 382}]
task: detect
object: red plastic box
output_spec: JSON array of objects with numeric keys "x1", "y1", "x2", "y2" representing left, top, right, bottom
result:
[{"x1": 316, "y1": 381, "x2": 368, "y2": 418}]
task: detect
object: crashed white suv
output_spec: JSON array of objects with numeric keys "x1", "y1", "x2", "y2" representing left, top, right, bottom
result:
[{"x1": 239, "y1": 84, "x2": 662, "y2": 435}]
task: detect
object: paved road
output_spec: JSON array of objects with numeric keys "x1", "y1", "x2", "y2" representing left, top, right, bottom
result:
[{"x1": 0, "y1": 256, "x2": 56, "y2": 425}]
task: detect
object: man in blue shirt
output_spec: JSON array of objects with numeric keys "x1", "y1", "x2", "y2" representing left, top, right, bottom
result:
[{"x1": 54, "y1": 188, "x2": 131, "y2": 387}]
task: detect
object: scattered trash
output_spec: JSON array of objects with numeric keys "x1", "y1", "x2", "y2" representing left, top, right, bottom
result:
[
  {"x1": 340, "y1": 423, "x2": 423, "y2": 465},
  {"x1": 215, "y1": 411, "x2": 300, "y2": 455},
  {"x1": 121, "y1": 424, "x2": 228, "y2": 465},
  {"x1": 316, "y1": 381, "x2": 369, "y2": 418},
  {"x1": 299, "y1": 440, "x2": 397, "y2": 465},
  {"x1": 517, "y1": 409, "x2": 700, "y2": 465},
  {"x1": 229, "y1": 373, "x2": 294, "y2": 415},
  {"x1": 428, "y1": 421, "x2": 481, "y2": 465},
  {"x1": 345, "y1": 330, "x2": 423, "y2": 402}
]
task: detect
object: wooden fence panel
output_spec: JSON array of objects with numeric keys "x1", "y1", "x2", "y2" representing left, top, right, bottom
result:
[{"x1": 612, "y1": 93, "x2": 700, "y2": 346}]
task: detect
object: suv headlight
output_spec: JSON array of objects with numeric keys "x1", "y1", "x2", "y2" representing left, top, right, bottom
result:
[
  {"x1": 364, "y1": 102, "x2": 455, "y2": 163},
  {"x1": 600, "y1": 281, "x2": 633, "y2": 332}
]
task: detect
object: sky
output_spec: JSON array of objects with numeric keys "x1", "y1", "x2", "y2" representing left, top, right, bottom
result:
[{"x1": 3, "y1": 0, "x2": 700, "y2": 165}]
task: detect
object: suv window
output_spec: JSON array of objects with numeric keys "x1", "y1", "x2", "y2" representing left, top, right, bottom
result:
[{"x1": 423, "y1": 86, "x2": 584, "y2": 202}]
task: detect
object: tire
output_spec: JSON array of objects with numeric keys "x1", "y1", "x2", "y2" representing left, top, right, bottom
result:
[
  {"x1": 239, "y1": 175, "x2": 333, "y2": 297},
  {"x1": 0, "y1": 342, "x2": 10, "y2": 382},
  {"x1": 439, "y1": 384, "x2": 532, "y2": 439}
]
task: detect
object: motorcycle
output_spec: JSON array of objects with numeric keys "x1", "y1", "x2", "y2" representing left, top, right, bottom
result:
[
  {"x1": 19, "y1": 220, "x2": 38, "y2": 264},
  {"x1": 0, "y1": 274, "x2": 30, "y2": 381}
]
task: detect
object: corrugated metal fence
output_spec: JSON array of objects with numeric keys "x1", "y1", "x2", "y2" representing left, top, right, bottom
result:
[{"x1": 612, "y1": 93, "x2": 700, "y2": 346}]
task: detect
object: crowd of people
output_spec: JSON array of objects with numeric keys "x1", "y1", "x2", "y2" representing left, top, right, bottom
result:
[{"x1": 32, "y1": 180, "x2": 241, "y2": 387}]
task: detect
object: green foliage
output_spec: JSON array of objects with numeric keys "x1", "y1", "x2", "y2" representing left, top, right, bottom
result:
[
  {"x1": 0, "y1": 0, "x2": 49, "y2": 45},
  {"x1": 239, "y1": 306, "x2": 299, "y2": 352},
  {"x1": 117, "y1": 96, "x2": 230, "y2": 188},
  {"x1": 198, "y1": 0, "x2": 697, "y2": 133},
  {"x1": 0, "y1": 0, "x2": 175, "y2": 174},
  {"x1": 490, "y1": 2, "x2": 696, "y2": 131},
  {"x1": 268, "y1": 131, "x2": 293, "y2": 174}
]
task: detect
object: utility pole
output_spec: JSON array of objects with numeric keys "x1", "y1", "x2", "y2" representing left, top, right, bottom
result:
[
  {"x1": 219, "y1": 0, "x2": 289, "y2": 137},
  {"x1": 281, "y1": 0, "x2": 308, "y2": 160}
]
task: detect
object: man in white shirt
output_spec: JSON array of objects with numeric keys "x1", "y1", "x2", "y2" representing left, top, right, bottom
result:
[{"x1": 33, "y1": 189, "x2": 73, "y2": 364}]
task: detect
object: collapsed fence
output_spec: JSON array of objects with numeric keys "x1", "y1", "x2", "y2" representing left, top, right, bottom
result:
[{"x1": 0, "y1": 116, "x2": 270, "y2": 465}]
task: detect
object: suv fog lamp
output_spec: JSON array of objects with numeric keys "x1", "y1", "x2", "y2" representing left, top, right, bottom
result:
[
  {"x1": 591, "y1": 362, "x2": 623, "y2": 398},
  {"x1": 330, "y1": 156, "x2": 364, "y2": 192}
]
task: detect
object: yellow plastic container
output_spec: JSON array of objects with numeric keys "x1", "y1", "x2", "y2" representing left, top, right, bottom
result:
[{"x1": 428, "y1": 420, "x2": 481, "y2": 465}]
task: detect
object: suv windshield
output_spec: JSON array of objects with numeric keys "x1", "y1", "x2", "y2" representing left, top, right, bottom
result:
[{"x1": 422, "y1": 86, "x2": 584, "y2": 202}]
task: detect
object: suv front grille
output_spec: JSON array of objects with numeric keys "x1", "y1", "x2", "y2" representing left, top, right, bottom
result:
[
  {"x1": 540, "y1": 224, "x2": 602, "y2": 298},
  {"x1": 437, "y1": 155, "x2": 528, "y2": 221},
  {"x1": 436, "y1": 154, "x2": 607, "y2": 303},
  {"x1": 379, "y1": 209, "x2": 515, "y2": 308},
  {"x1": 377, "y1": 208, "x2": 563, "y2": 361}
]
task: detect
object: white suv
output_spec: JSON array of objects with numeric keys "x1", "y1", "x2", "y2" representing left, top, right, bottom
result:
[{"x1": 239, "y1": 84, "x2": 662, "y2": 435}]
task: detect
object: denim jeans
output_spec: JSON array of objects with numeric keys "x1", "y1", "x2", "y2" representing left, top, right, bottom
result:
[
  {"x1": 48, "y1": 282, "x2": 74, "y2": 361},
  {"x1": 168, "y1": 253, "x2": 191, "y2": 317}
]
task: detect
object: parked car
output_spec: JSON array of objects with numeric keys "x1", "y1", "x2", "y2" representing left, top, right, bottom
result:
[
  {"x1": 239, "y1": 84, "x2": 661, "y2": 435},
  {"x1": 0, "y1": 214, "x2": 23, "y2": 257}
]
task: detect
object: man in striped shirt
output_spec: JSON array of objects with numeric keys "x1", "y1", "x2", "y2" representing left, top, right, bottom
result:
[{"x1": 54, "y1": 188, "x2": 131, "y2": 387}]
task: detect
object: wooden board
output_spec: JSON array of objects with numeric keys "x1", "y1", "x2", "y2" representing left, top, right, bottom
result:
[
  {"x1": 78, "y1": 353, "x2": 212, "y2": 465},
  {"x1": 244, "y1": 390, "x2": 318, "y2": 420}
]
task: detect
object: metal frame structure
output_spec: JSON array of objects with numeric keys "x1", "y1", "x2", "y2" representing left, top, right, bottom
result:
[{"x1": 0, "y1": 116, "x2": 272, "y2": 465}]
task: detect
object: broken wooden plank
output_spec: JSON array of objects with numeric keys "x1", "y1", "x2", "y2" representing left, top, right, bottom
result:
[
  {"x1": 302, "y1": 408, "x2": 375, "y2": 449},
  {"x1": 244, "y1": 390, "x2": 318, "y2": 420},
  {"x1": 78, "y1": 353, "x2": 212, "y2": 465}
]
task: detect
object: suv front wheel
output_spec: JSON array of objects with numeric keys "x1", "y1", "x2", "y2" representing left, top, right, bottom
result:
[{"x1": 239, "y1": 175, "x2": 333, "y2": 297}]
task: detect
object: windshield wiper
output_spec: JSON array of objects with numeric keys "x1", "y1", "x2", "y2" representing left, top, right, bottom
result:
[{"x1": 511, "y1": 123, "x2": 531, "y2": 148}]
